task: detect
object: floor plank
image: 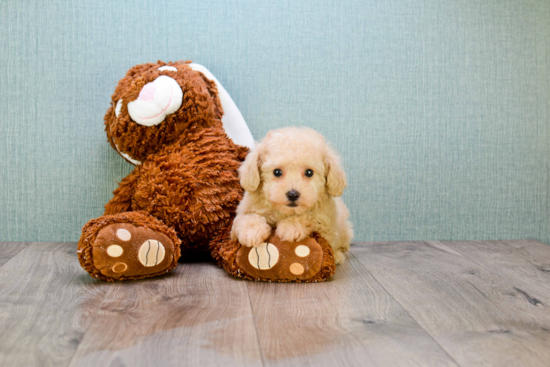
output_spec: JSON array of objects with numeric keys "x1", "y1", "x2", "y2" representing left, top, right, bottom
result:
[
  {"x1": 438, "y1": 240, "x2": 550, "y2": 305},
  {"x1": 0, "y1": 242, "x2": 109, "y2": 367},
  {"x1": 68, "y1": 262, "x2": 263, "y2": 367},
  {"x1": 0, "y1": 242, "x2": 28, "y2": 267},
  {"x1": 246, "y1": 255, "x2": 458, "y2": 367},
  {"x1": 501, "y1": 239, "x2": 550, "y2": 271},
  {"x1": 3, "y1": 240, "x2": 549, "y2": 367},
  {"x1": 353, "y1": 241, "x2": 550, "y2": 367}
]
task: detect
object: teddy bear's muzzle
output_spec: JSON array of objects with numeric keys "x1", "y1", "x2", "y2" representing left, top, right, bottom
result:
[{"x1": 127, "y1": 75, "x2": 183, "y2": 127}]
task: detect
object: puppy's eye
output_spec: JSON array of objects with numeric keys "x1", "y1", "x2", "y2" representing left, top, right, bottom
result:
[
  {"x1": 305, "y1": 169, "x2": 314, "y2": 177},
  {"x1": 273, "y1": 169, "x2": 282, "y2": 177}
]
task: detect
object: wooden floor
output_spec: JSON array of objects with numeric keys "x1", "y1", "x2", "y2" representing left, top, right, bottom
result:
[{"x1": 1, "y1": 240, "x2": 549, "y2": 367}]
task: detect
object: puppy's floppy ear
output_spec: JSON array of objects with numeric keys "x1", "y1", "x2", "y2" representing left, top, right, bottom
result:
[
  {"x1": 239, "y1": 142, "x2": 262, "y2": 192},
  {"x1": 325, "y1": 145, "x2": 347, "y2": 197}
]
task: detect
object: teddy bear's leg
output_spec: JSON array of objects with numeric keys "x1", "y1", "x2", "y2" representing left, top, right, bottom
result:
[
  {"x1": 104, "y1": 168, "x2": 140, "y2": 215},
  {"x1": 209, "y1": 225, "x2": 336, "y2": 282},
  {"x1": 78, "y1": 211, "x2": 181, "y2": 281}
]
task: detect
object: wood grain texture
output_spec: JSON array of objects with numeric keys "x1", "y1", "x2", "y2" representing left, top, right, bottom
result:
[
  {"x1": 68, "y1": 262, "x2": 263, "y2": 367},
  {"x1": 0, "y1": 242, "x2": 109, "y2": 367},
  {"x1": 0, "y1": 242, "x2": 27, "y2": 267},
  {"x1": 246, "y1": 255, "x2": 458, "y2": 367},
  {"x1": 2, "y1": 241, "x2": 550, "y2": 367},
  {"x1": 438, "y1": 240, "x2": 550, "y2": 305},
  {"x1": 353, "y1": 241, "x2": 550, "y2": 367},
  {"x1": 501, "y1": 240, "x2": 550, "y2": 272}
]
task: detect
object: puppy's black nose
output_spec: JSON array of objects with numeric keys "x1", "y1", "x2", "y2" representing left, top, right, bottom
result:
[{"x1": 286, "y1": 190, "x2": 300, "y2": 202}]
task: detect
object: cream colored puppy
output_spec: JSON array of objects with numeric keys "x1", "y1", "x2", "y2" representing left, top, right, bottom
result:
[{"x1": 231, "y1": 127, "x2": 353, "y2": 264}]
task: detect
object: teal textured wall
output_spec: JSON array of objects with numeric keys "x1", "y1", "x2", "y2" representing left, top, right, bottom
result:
[{"x1": 1, "y1": 0, "x2": 549, "y2": 243}]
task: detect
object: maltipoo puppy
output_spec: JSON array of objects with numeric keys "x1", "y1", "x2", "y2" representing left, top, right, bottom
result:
[{"x1": 231, "y1": 127, "x2": 353, "y2": 263}]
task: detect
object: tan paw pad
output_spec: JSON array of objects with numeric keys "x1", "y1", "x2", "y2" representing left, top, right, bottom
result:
[
  {"x1": 248, "y1": 243, "x2": 279, "y2": 270},
  {"x1": 112, "y1": 262, "x2": 128, "y2": 273},
  {"x1": 289, "y1": 263, "x2": 304, "y2": 275},
  {"x1": 138, "y1": 240, "x2": 166, "y2": 267},
  {"x1": 107, "y1": 245, "x2": 124, "y2": 257}
]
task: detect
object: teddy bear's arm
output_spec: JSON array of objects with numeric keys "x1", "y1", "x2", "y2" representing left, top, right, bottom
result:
[{"x1": 104, "y1": 168, "x2": 140, "y2": 215}]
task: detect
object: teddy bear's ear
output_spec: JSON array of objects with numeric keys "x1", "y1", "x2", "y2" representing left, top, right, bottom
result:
[
  {"x1": 189, "y1": 63, "x2": 255, "y2": 150},
  {"x1": 325, "y1": 145, "x2": 347, "y2": 197},
  {"x1": 239, "y1": 143, "x2": 262, "y2": 192}
]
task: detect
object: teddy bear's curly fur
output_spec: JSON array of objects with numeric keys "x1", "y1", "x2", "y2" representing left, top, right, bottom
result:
[{"x1": 77, "y1": 61, "x2": 337, "y2": 282}]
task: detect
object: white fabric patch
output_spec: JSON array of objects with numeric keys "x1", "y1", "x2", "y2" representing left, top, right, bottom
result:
[
  {"x1": 127, "y1": 75, "x2": 183, "y2": 126},
  {"x1": 107, "y1": 245, "x2": 124, "y2": 257},
  {"x1": 248, "y1": 242, "x2": 279, "y2": 270},
  {"x1": 158, "y1": 66, "x2": 178, "y2": 72},
  {"x1": 116, "y1": 228, "x2": 131, "y2": 241},
  {"x1": 115, "y1": 99, "x2": 123, "y2": 118},
  {"x1": 295, "y1": 245, "x2": 310, "y2": 257},
  {"x1": 138, "y1": 240, "x2": 166, "y2": 267},
  {"x1": 114, "y1": 143, "x2": 141, "y2": 165},
  {"x1": 189, "y1": 63, "x2": 255, "y2": 149}
]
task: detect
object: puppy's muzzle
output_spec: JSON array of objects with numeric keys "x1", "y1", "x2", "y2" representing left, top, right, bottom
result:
[{"x1": 286, "y1": 190, "x2": 300, "y2": 207}]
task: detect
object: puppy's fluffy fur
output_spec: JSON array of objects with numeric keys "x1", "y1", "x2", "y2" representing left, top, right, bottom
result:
[{"x1": 231, "y1": 127, "x2": 353, "y2": 263}]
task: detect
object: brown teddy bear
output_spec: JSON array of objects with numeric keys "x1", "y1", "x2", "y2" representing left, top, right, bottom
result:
[{"x1": 77, "y1": 61, "x2": 336, "y2": 282}]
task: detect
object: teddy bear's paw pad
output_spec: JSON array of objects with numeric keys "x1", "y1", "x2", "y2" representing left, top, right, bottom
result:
[
  {"x1": 236, "y1": 234, "x2": 324, "y2": 281},
  {"x1": 91, "y1": 223, "x2": 175, "y2": 279},
  {"x1": 248, "y1": 242, "x2": 280, "y2": 270}
]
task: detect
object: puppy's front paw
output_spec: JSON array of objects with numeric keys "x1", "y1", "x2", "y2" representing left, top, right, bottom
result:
[
  {"x1": 276, "y1": 221, "x2": 309, "y2": 242},
  {"x1": 238, "y1": 224, "x2": 272, "y2": 247}
]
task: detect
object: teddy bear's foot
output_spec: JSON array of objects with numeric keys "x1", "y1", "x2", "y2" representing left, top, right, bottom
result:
[
  {"x1": 211, "y1": 227, "x2": 336, "y2": 282},
  {"x1": 78, "y1": 211, "x2": 181, "y2": 281}
]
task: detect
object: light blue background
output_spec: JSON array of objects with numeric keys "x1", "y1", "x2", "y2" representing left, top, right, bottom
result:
[{"x1": 1, "y1": 0, "x2": 549, "y2": 243}]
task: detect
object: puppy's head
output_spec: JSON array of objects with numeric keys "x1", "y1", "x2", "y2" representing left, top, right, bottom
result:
[{"x1": 239, "y1": 127, "x2": 347, "y2": 214}]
